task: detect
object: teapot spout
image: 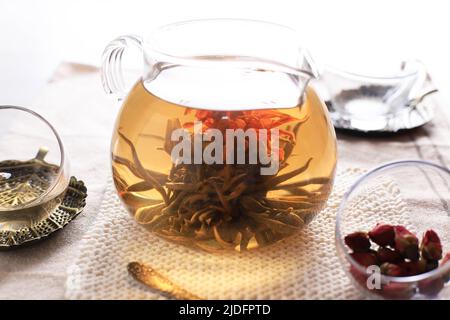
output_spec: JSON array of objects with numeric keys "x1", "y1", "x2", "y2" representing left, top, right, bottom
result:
[
  {"x1": 298, "y1": 48, "x2": 319, "y2": 80},
  {"x1": 296, "y1": 48, "x2": 319, "y2": 104}
]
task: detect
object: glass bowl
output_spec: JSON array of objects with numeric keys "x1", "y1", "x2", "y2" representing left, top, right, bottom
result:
[
  {"x1": 0, "y1": 106, "x2": 70, "y2": 231},
  {"x1": 336, "y1": 160, "x2": 450, "y2": 299}
]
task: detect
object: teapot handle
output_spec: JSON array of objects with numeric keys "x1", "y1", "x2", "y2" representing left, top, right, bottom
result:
[{"x1": 101, "y1": 35, "x2": 143, "y2": 99}]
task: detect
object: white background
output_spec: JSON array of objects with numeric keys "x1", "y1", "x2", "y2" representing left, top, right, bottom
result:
[{"x1": 1, "y1": 0, "x2": 450, "y2": 106}]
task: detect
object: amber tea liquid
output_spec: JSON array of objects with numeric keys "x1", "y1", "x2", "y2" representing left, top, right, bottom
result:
[
  {"x1": 0, "y1": 158, "x2": 65, "y2": 231},
  {"x1": 112, "y1": 69, "x2": 337, "y2": 252}
]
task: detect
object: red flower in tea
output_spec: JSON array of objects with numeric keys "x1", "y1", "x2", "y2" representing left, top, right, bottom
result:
[
  {"x1": 368, "y1": 223, "x2": 395, "y2": 247},
  {"x1": 184, "y1": 109, "x2": 299, "y2": 132},
  {"x1": 183, "y1": 109, "x2": 301, "y2": 161},
  {"x1": 420, "y1": 229, "x2": 443, "y2": 261}
]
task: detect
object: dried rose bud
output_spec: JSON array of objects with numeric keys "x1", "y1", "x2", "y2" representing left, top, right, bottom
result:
[
  {"x1": 394, "y1": 226, "x2": 419, "y2": 261},
  {"x1": 380, "y1": 263, "x2": 406, "y2": 277},
  {"x1": 345, "y1": 232, "x2": 371, "y2": 252},
  {"x1": 369, "y1": 223, "x2": 395, "y2": 247},
  {"x1": 379, "y1": 282, "x2": 415, "y2": 299},
  {"x1": 351, "y1": 251, "x2": 378, "y2": 268},
  {"x1": 418, "y1": 277, "x2": 445, "y2": 296},
  {"x1": 377, "y1": 247, "x2": 403, "y2": 264},
  {"x1": 425, "y1": 259, "x2": 439, "y2": 272},
  {"x1": 420, "y1": 229, "x2": 443, "y2": 261},
  {"x1": 398, "y1": 260, "x2": 426, "y2": 276}
]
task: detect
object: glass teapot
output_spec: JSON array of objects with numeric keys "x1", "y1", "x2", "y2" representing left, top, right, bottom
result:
[{"x1": 102, "y1": 19, "x2": 337, "y2": 252}]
